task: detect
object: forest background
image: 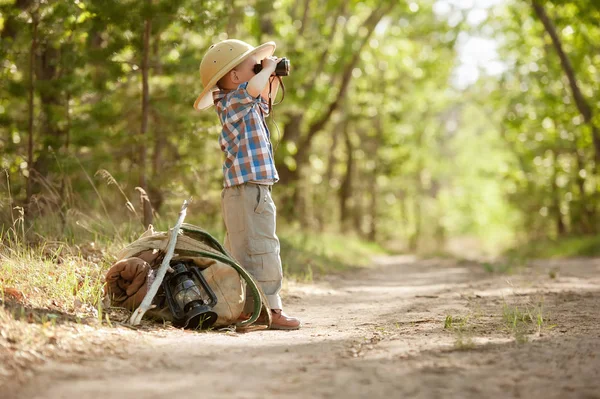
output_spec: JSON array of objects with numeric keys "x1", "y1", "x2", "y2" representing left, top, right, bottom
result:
[{"x1": 2, "y1": 0, "x2": 600, "y2": 274}]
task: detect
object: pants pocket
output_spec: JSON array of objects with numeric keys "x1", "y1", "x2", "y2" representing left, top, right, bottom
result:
[
  {"x1": 245, "y1": 238, "x2": 282, "y2": 282},
  {"x1": 248, "y1": 186, "x2": 276, "y2": 239},
  {"x1": 254, "y1": 185, "x2": 268, "y2": 214}
]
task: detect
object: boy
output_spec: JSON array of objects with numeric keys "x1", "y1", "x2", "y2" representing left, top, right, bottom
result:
[{"x1": 193, "y1": 39, "x2": 301, "y2": 330}]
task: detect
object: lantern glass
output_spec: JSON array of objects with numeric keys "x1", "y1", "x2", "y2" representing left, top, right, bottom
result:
[
  {"x1": 163, "y1": 261, "x2": 218, "y2": 329},
  {"x1": 173, "y1": 278, "x2": 204, "y2": 311}
]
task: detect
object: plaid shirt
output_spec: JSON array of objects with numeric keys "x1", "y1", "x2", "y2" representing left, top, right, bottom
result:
[{"x1": 213, "y1": 82, "x2": 279, "y2": 187}]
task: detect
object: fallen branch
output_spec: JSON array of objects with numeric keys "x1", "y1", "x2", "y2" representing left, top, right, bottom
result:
[{"x1": 129, "y1": 200, "x2": 189, "y2": 326}]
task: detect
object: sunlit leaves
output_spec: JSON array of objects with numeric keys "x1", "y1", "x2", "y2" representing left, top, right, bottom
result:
[{"x1": 488, "y1": 0, "x2": 600, "y2": 237}]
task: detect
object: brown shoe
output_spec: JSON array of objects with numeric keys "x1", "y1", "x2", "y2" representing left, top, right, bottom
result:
[
  {"x1": 236, "y1": 313, "x2": 251, "y2": 323},
  {"x1": 269, "y1": 309, "x2": 301, "y2": 330}
]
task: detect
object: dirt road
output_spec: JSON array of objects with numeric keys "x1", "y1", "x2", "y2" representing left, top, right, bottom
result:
[{"x1": 6, "y1": 256, "x2": 600, "y2": 399}]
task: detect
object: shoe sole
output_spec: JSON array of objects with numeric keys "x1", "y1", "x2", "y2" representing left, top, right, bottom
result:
[{"x1": 269, "y1": 324, "x2": 302, "y2": 331}]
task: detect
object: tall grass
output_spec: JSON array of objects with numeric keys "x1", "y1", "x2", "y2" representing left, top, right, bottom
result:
[
  {"x1": 0, "y1": 167, "x2": 151, "y2": 317},
  {"x1": 2, "y1": 165, "x2": 387, "y2": 326}
]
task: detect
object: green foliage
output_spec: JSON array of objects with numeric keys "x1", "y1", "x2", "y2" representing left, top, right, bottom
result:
[
  {"x1": 507, "y1": 235, "x2": 600, "y2": 259},
  {"x1": 484, "y1": 1, "x2": 600, "y2": 241},
  {"x1": 1, "y1": 0, "x2": 599, "y2": 254},
  {"x1": 279, "y1": 228, "x2": 387, "y2": 281}
]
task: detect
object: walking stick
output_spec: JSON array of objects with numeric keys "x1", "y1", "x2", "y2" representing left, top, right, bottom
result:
[{"x1": 129, "y1": 200, "x2": 188, "y2": 326}]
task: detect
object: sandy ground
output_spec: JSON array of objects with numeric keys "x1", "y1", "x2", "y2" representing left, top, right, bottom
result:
[{"x1": 4, "y1": 255, "x2": 600, "y2": 399}]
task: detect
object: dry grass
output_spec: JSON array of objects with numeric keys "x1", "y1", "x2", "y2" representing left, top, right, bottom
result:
[
  {"x1": 0, "y1": 229, "x2": 117, "y2": 386},
  {"x1": 0, "y1": 167, "x2": 388, "y2": 389},
  {"x1": 1, "y1": 247, "x2": 107, "y2": 314}
]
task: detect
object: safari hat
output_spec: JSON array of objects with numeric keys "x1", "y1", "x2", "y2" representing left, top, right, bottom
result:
[{"x1": 193, "y1": 39, "x2": 276, "y2": 110}]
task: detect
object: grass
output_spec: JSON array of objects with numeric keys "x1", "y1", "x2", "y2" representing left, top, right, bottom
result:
[
  {"x1": 1, "y1": 210, "x2": 386, "y2": 320},
  {"x1": 0, "y1": 166, "x2": 388, "y2": 376},
  {"x1": 480, "y1": 254, "x2": 528, "y2": 274},
  {"x1": 443, "y1": 297, "x2": 552, "y2": 349},
  {"x1": 0, "y1": 243, "x2": 108, "y2": 317},
  {"x1": 501, "y1": 297, "x2": 552, "y2": 344},
  {"x1": 0, "y1": 168, "x2": 388, "y2": 382},
  {"x1": 505, "y1": 235, "x2": 600, "y2": 259},
  {"x1": 279, "y1": 228, "x2": 388, "y2": 281},
  {"x1": 1, "y1": 210, "x2": 386, "y2": 321},
  {"x1": 443, "y1": 314, "x2": 475, "y2": 350}
]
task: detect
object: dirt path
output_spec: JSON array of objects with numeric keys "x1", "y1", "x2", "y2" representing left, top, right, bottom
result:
[{"x1": 6, "y1": 256, "x2": 600, "y2": 399}]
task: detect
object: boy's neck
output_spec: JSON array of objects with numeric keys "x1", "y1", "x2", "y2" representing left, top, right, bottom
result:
[{"x1": 221, "y1": 81, "x2": 247, "y2": 91}]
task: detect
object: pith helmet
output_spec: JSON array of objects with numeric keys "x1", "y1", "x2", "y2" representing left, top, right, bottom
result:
[{"x1": 193, "y1": 39, "x2": 276, "y2": 110}]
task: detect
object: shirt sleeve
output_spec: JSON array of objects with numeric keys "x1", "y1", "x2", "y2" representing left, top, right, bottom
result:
[{"x1": 223, "y1": 82, "x2": 261, "y2": 124}]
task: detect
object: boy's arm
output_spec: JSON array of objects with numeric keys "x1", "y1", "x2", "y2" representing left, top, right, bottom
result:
[
  {"x1": 247, "y1": 57, "x2": 280, "y2": 99},
  {"x1": 261, "y1": 77, "x2": 280, "y2": 103}
]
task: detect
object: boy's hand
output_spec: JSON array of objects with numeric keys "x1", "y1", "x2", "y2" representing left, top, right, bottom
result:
[
  {"x1": 247, "y1": 56, "x2": 281, "y2": 98},
  {"x1": 261, "y1": 56, "x2": 281, "y2": 75}
]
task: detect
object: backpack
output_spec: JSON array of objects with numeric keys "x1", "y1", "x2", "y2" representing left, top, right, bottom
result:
[{"x1": 105, "y1": 223, "x2": 271, "y2": 329}]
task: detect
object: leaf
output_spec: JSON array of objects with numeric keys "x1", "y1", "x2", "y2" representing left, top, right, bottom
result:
[{"x1": 2, "y1": 287, "x2": 25, "y2": 302}]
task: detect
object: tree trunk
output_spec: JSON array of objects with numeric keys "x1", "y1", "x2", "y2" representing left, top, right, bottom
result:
[
  {"x1": 532, "y1": 1, "x2": 600, "y2": 164},
  {"x1": 367, "y1": 81, "x2": 386, "y2": 242},
  {"x1": 59, "y1": 93, "x2": 71, "y2": 229},
  {"x1": 410, "y1": 122, "x2": 427, "y2": 252},
  {"x1": 339, "y1": 122, "x2": 353, "y2": 231},
  {"x1": 574, "y1": 150, "x2": 595, "y2": 234},
  {"x1": 399, "y1": 190, "x2": 409, "y2": 247},
  {"x1": 367, "y1": 157, "x2": 380, "y2": 241},
  {"x1": 26, "y1": 8, "x2": 38, "y2": 205},
  {"x1": 150, "y1": 33, "x2": 164, "y2": 213},
  {"x1": 550, "y1": 151, "x2": 566, "y2": 236},
  {"x1": 409, "y1": 196, "x2": 421, "y2": 252},
  {"x1": 226, "y1": 0, "x2": 242, "y2": 37},
  {"x1": 298, "y1": 0, "x2": 311, "y2": 36},
  {"x1": 276, "y1": 113, "x2": 303, "y2": 186},
  {"x1": 325, "y1": 121, "x2": 342, "y2": 186},
  {"x1": 308, "y1": 3, "x2": 347, "y2": 86},
  {"x1": 278, "y1": 4, "x2": 393, "y2": 191},
  {"x1": 152, "y1": 31, "x2": 163, "y2": 75},
  {"x1": 32, "y1": 43, "x2": 63, "y2": 188},
  {"x1": 279, "y1": 5, "x2": 393, "y2": 222},
  {"x1": 140, "y1": 1, "x2": 153, "y2": 228},
  {"x1": 1, "y1": 0, "x2": 34, "y2": 40},
  {"x1": 254, "y1": 0, "x2": 274, "y2": 42},
  {"x1": 352, "y1": 172, "x2": 363, "y2": 237}
]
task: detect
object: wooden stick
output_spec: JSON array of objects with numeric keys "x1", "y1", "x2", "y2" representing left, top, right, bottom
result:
[{"x1": 129, "y1": 200, "x2": 188, "y2": 326}]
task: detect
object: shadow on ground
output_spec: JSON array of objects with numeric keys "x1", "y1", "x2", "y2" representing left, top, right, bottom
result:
[{"x1": 5, "y1": 255, "x2": 600, "y2": 399}]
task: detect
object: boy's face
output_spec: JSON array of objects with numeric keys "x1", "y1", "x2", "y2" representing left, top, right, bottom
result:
[{"x1": 231, "y1": 55, "x2": 258, "y2": 85}]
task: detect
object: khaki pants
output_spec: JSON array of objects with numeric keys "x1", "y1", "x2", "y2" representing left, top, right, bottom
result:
[{"x1": 221, "y1": 183, "x2": 283, "y2": 311}]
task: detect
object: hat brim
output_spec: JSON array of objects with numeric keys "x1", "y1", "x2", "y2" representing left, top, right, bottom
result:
[{"x1": 193, "y1": 41, "x2": 276, "y2": 111}]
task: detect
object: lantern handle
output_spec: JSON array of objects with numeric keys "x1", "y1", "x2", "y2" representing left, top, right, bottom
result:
[{"x1": 129, "y1": 199, "x2": 189, "y2": 326}]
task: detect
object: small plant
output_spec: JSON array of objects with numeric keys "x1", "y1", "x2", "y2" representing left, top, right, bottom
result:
[
  {"x1": 502, "y1": 304, "x2": 529, "y2": 343},
  {"x1": 444, "y1": 314, "x2": 475, "y2": 350},
  {"x1": 501, "y1": 297, "x2": 549, "y2": 343},
  {"x1": 481, "y1": 259, "x2": 524, "y2": 274},
  {"x1": 303, "y1": 263, "x2": 314, "y2": 282},
  {"x1": 444, "y1": 315, "x2": 453, "y2": 329},
  {"x1": 97, "y1": 296, "x2": 104, "y2": 324},
  {"x1": 481, "y1": 262, "x2": 495, "y2": 273}
]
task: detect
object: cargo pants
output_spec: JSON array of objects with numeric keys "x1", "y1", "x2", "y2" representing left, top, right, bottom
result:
[{"x1": 221, "y1": 182, "x2": 283, "y2": 311}]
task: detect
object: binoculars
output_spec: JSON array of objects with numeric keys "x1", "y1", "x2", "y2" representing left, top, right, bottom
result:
[{"x1": 253, "y1": 57, "x2": 290, "y2": 76}]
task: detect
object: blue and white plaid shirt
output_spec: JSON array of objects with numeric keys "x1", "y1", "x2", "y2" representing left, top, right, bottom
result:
[{"x1": 213, "y1": 82, "x2": 279, "y2": 188}]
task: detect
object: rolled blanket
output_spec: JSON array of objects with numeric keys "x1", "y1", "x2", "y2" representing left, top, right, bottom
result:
[{"x1": 105, "y1": 257, "x2": 152, "y2": 311}]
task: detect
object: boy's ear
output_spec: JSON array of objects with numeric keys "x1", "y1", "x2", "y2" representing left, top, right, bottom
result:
[{"x1": 230, "y1": 70, "x2": 240, "y2": 84}]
